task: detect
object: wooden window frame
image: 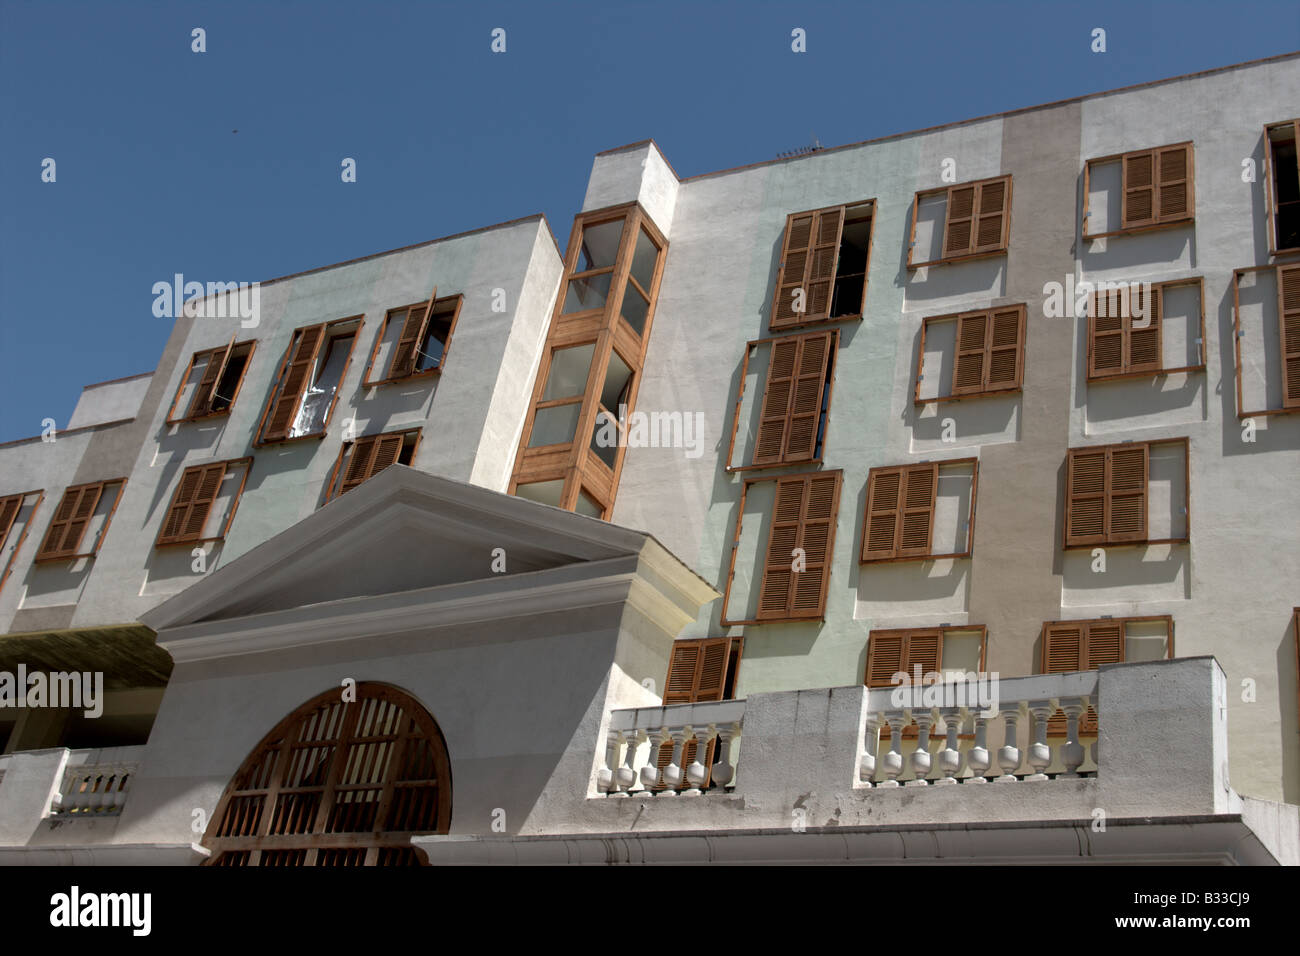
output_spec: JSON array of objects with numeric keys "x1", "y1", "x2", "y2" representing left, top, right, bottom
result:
[
  {"x1": 724, "y1": 329, "x2": 840, "y2": 472},
  {"x1": 907, "y1": 175, "x2": 1012, "y2": 269},
  {"x1": 165, "y1": 337, "x2": 257, "y2": 425},
  {"x1": 1230, "y1": 263, "x2": 1300, "y2": 418},
  {"x1": 864, "y1": 625, "x2": 989, "y2": 688},
  {"x1": 0, "y1": 490, "x2": 43, "y2": 594},
  {"x1": 361, "y1": 293, "x2": 463, "y2": 388},
  {"x1": 154, "y1": 458, "x2": 252, "y2": 548},
  {"x1": 720, "y1": 470, "x2": 843, "y2": 627},
  {"x1": 1081, "y1": 142, "x2": 1195, "y2": 240},
  {"x1": 323, "y1": 428, "x2": 422, "y2": 503},
  {"x1": 769, "y1": 199, "x2": 875, "y2": 332},
  {"x1": 1294, "y1": 607, "x2": 1300, "y2": 737},
  {"x1": 33, "y1": 479, "x2": 126, "y2": 563},
  {"x1": 913, "y1": 305, "x2": 1026, "y2": 404},
  {"x1": 860, "y1": 458, "x2": 978, "y2": 564},
  {"x1": 1087, "y1": 277, "x2": 1206, "y2": 382},
  {"x1": 1063, "y1": 437, "x2": 1189, "y2": 550},
  {"x1": 663, "y1": 636, "x2": 744, "y2": 704},
  {"x1": 254, "y1": 316, "x2": 363, "y2": 446},
  {"x1": 1263, "y1": 119, "x2": 1300, "y2": 258},
  {"x1": 1039, "y1": 615, "x2": 1175, "y2": 671}
]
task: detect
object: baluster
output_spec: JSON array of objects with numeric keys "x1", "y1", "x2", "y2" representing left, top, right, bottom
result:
[
  {"x1": 615, "y1": 729, "x2": 640, "y2": 796},
  {"x1": 1026, "y1": 701, "x2": 1054, "y2": 780},
  {"x1": 640, "y1": 728, "x2": 668, "y2": 796},
  {"x1": 711, "y1": 722, "x2": 739, "y2": 788},
  {"x1": 879, "y1": 711, "x2": 907, "y2": 787},
  {"x1": 859, "y1": 715, "x2": 880, "y2": 786},
  {"x1": 660, "y1": 728, "x2": 688, "y2": 796},
  {"x1": 935, "y1": 708, "x2": 963, "y2": 785},
  {"x1": 1060, "y1": 699, "x2": 1086, "y2": 777},
  {"x1": 965, "y1": 713, "x2": 990, "y2": 783},
  {"x1": 598, "y1": 730, "x2": 619, "y2": 794},
  {"x1": 995, "y1": 704, "x2": 1022, "y2": 783},
  {"x1": 684, "y1": 725, "x2": 713, "y2": 795},
  {"x1": 906, "y1": 709, "x2": 935, "y2": 786}
]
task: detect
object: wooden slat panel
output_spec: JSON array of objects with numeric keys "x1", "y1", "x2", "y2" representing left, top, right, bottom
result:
[
  {"x1": 757, "y1": 476, "x2": 804, "y2": 619},
  {"x1": 753, "y1": 338, "x2": 797, "y2": 464},
  {"x1": 973, "y1": 178, "x2": 1009, "y2": 253},
  {"x1": 942, "y1": 185, "x2": 976, "y2": 257},
  {"x1": 772, "y1": 212, "x2": 815, "y2": 329},
  {"x1": 1122, "y1": 151, "x2": 1155, "y2": 229},
  {"x1": 785, "y1": 331, "x2": 832, "y2": 461},
  {"x1": 1156, "y1": 144, "x2": 1192, "y2": 223},
  {"x1": 987, "y1": 306, "x2": 1025, "y2": 390},
  {"x1": 1278, "y1": 264, "x2": 1300, "y2": 408},
  {"x1": 1107, "y1": 444, "x2": 1148, "y2": 542},
  {"x1": 952, "y1": 311, "x2": 988, "y2": 394},
  {"x1": 1126, "y1": 284, "x2": 1162, "y2": 374},
  {"x1": 864, "y1": 632, "x2": 905, "y2": 687},
  {"x1": 1066, "y1": 448, "x2": 1106, "y2": 546},
  {"x1": 263, "y1": 325, "x2": 325, "y2": 441},
  {"x1": 862, "y1": 467, "x2": 902, "y2": 562},
  {"x1": 1090, "y1": 290, "x2": 1125, "y2": 377},
  {"x1": 803, "y1": 207, "x2": 844, "y2": 322},
  {"x1": 898, "y1": 463, "x2": 937, "y2": 558}
]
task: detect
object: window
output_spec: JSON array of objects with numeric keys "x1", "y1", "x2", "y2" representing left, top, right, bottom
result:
[
  {"x1": 1232, "y1": 263, "x2": 1300, "y2": 416},
  {"x1": 1082, "y1": 142, "x2": 1194, "y2": 239},
  {"x1": 0, "y1": 490, "x2": 42, "y2": 593},
  {"x1": 527, "y1": 343, "x2": 594, "y2": 448},
  {"x1": 1265, "y1": 119, "x2": 1299, "y2": 255},
  {"x1": 1088, "y1": 279, "x2": 1206, "y2": 380},
  {"x1": 771, "y1": 200, "x2": 874, "y2": 330},
  {"x1": 362, "y1": 292, "x2": 462, "y2": 386},
  {"x1": 651, "y1": 637, "x2": 744, "y2": 790},
  {"x1": 34, "y1": 479, "x2": 126, "y2": 562},
  {"x1": 1064, "y1": 439, "x2": 1188, "y2": 549},
  {"x1": 1040, "y1": 615, "x2": 1173, "y2": 734},
  {"x1": 908, "y1": 175, "x2": 1011, "y2": 268},
  {"x1": 562, "y1": 217, "x2": 624, "y2": 315},
  {"x1": 864, "y1": 626, "x2": 987, "y2": 687},
  {"x1": 722, "y1": 471, "x2": 842, "y2": 625},
  {"x1": 155, "y1": 459, "x2": 251, "y2": 547},
  {"x1": 861, "y1": 459, "x2": 978, "y2": 563},
  {"x1": 257, "y1": 317, "x2": 361, "y2": 444},
  {"x1": 166, "y1": 337, "x2": 256, "y2": 424},
  {"x1": 324, "y1": 429, "x2": 420, "y2": 502},
  {"x1": 914, "y1": 305, "x2": 1025, "y2": 403},
  {"x1": 725, "y1": 330, "x2": 838, "y2": 470}
]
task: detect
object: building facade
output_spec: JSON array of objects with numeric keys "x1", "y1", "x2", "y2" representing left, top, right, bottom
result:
[{"x1": 0, "y1": 53, "x2": 1297, "y2": 864}]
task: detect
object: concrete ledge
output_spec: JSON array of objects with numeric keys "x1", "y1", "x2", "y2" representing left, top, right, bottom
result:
[{"x1": 0, "y1": 843, "x2": 209, "y2": 866}]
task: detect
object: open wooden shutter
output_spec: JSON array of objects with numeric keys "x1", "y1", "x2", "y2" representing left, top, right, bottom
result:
[
  {"x1": 158, "y1": 463, "x2": 227, "y2": 545},
  {"x1": 753, "y1": 338, "x2": 798, "y2": 464},
  {"x1": 861, "y1": 463, "x2": 936, "y2": 561},
  {"x1": 757, "y1": 472, "x2": 841, "y2": 620},
  {"x1": 663, "y1": 643, "x2": 700, "y2": 704},
  {"x1": 755, "y1": 332, "x2": 834, "y2": 465},
  {"x1": 986, "y1": 305, "x2": 1025, "y2": 390},
  {"x1": 1122, "y1": 151, "x2": 1156, "y2": 229},
  {"x1": 862, "y1": 467, "x2": 902, "y2": 562},
  {"x1": 952, "y1": 311, "x2": 988, "y2": 395},
  {"x1": 1043, "y1": 622, "x2": 1086, "y2": 736},
  {"x1": 1089, "y1": 289, "x2": 1125, "y2": 378},
  {"x1": 36, "y1": 483, "x2": 104, "y2": 559},
  {"x1": 1106, "y1": 444, "x2": 1148, "y2": 542},
  {"x1": 0, "y1": 495, "x2": 21, "y2": 551},
  {"x1": 263, "y1": 325, "x2": 325, "y2": 441},
  {"x1": 757, "y1": 477, "x2": 803, "y2": 619},
  {"x1": 1126, "y1": 283, "x2": 1162, "y2": 375},
  {"x1": 387, "y1": 289, "x2": 436, "y2": 379},
  {"x1": 1156, "y1": 144, "x2": 1192, "y2": 223},
  {"x1": 942, "y1": 185, "x2": 976, "y2": 257},
  {"x1": 865, "y1": 631, "x2": 905, "y2": 687},
  {"x1": 772, "y1": 212, "x2": 814, "y2": 329},
  {"x1": 972, "y1": 178, "x2": 1010, "y2": 253},
  {"x1": 1278, "y1": 264, "x2": 1300, "y2": 408},
  {"x1": 899, "y1": 464, "x2": 937, "y2": 558},
  {"x1": 804, "y1": 207, "x2": 843, "y2": 323},
  {"x1": 1065, "y1": 448, "x2": 1106, "y2": 547},
  {"x1": 792, "y1": 472, "x2": 840, "y2": 617},
  {"x1": 186, "y1": 335, "x2": 236, "y2": 418},
  {"x1": 656, "y1": 638, "x2": 737, "y2": 788},
  {"x1": 338, "y1": 433, "x2": 405, "y2": 497}
]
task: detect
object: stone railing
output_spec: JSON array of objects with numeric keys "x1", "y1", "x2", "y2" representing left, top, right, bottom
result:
[
  {"x1": 597, "y1": 700, "x2": 745, "y2": 796},
  {"x1": 859, "y1": 670, "x2": 1100, "y2": 786},
  {"x1": 50, "y1": 747, "x2": 143, "y2": 816}
]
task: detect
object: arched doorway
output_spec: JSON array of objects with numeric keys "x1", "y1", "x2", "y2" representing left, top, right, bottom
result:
[{"x1": 203, "y1": 682, "x2": 451, "y2": 866}]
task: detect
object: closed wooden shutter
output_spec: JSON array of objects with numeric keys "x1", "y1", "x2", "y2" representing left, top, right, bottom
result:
[
  {"x1": 987, "y1": 306, "x2": 1025, "y2": 390},
  {"x1": 973, "y1": 178, "x2": 1010, "y2": 253},
  {"x1": 655, "y1": 638, "x2": 740, "y2": 789},
  {"x1": 952, "y1": 311, "x2": 988, "y2": 395},
  {"x1": 1089, "y1": 288, "x2": 1125, "y2": 378},
  {"x1": 951, "y1": 306, "x2": 1025, "y2": 395},
  {"x1": 756, "y1": 472, "x2": 841, "y2": 619},
  {"x1": 387, "y1": 289, "x2": 436, "y2": 379},
  {"x1": 0, "y1": 495, "x2": 21, "y2": 552},
  {"x1": 861, "y1": 463, "x2": 937, "y2": 561},
  {"x1": 36, "y1": 483, "x2": 105, "y2": 560},
  {"x1": 1122, "y1": 145, "x2": 1193, "y2": 230},
  {"x1": 1043, "y1": 620, "x2": 1122, "y2": 735},
  {"x1": 337, "y1": 433, "x2": 406, "y2": 498},
  {"x1": 1065, "y1": 444, "x2": 1149, "y2": 547},
  {"x1": 864, "y1": 631, "x2": 905, "y2": 687},
  {"x1": 1156, "y1": 144, "x2": 1192, "y2": 223},
  {"x1": 753, "y1": 332, "x2": 834, "y2": 465},
  {"x1": 1126, "y1": 284, "x2": 1162, "y2": 375},
  {"x1": 1107, "y1": 444, "x2": 1148, "y2": 542},
  {"x1": 1122, "y1": 151, "x2": 1156, "y2": 229},
  {"x1": 771, "y1": 207, "x2": 843, "y2": 329},
  {"x1": 263, "y1": 325, "x2": 325, "y2": 441},
  {"x1": 1065, "y1": 447, "x2": 1106, "y2": 547},
  {"x1": 942, "y1": 184, "x2": 975, "y2": 257},
  {"x1": 157, "y1": 463, "x2": 228, "y2": 545},
  {"x1": 1278, "y1": 264, "x2": 1300, "y2": 408},
  {"x1": 941, "y1": 178, "x2": 1010, "y2": 259},
  {"x1": 186, "y1": 335, "x2": 236, "y2": 418}
]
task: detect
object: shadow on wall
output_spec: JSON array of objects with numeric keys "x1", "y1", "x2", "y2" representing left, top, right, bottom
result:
[
  {"x1": 1278, "y1": 614, "x2": 1300, "y2": 805},
  {"x1": 1078, "y1": 226, "x2": 1196, "y2": 275}
]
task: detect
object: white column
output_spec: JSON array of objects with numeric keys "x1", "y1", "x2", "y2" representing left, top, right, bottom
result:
[
  {"x1": 660, "y1": 728, "x2": 688, "y2": 796},
  {"x1": 935, "y1": 708, "x2": 963, "y2": 785},
  {"x1": 615, "y1": 729, "x2": 640, "y2": 796},
  {"x1": 711, "y1": 722, "x2": 739, "y2": 789},
  {"x1": 598, "y1": 730, "x2": 618, "y2": 794},
  {"x1": 906, "y1": 710, "x2": 935, "y2": 786},
  {"x1": 1060, "y1": 699, "x2": 1086, "y2": 777},
  {"x1": 995, "y1": 704, "x2": 1022, "y2": 783},
  {"x1": 879, "y1": 712, "x2": 907, "y2": 787},
  {"x1": 684, "y1": 726, "x2": 713, "y2": 795},
  {"x1": 640, "y1": 728, "x2": 668, "y2": 796},
  {"x1": 1026, "y1": 700, "x2": 1054, "y2": 781},
  {"x1": 966, "y1": 714, "x2": 990, "y2": 783}
]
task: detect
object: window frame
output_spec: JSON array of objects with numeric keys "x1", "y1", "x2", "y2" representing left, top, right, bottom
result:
[
  {"x1": 1263, "y1": 119, "x2": 1300, "y2": 258},
  {"x1": 907, "y1": 175, "x2": 1012, "y2": 269},
  {"x1": 1232, "y1": 262, "x2": 1300, "y2": 417},
  {"x1": 769, "y1": 199, "x2": 875, "y2": 331},
  {"x1": 1062, "y1": 437, "x2": 1189, "y2": 550},
  {"x1": 860, "y1": 458, "x2": 979, "y2": 564},
  {"x1": 913, "y1": 304, "x2": 1027, "y2": 404},
  {"x1": 0, "y1": 489, "x2": 43, "y2": 593},
  {"x1": 165, "y1": 337, "x2": 258, "y2": 425},
  {"x1": 154, "y1": 458, "x2": 252, "y2": 548},
  {"x1": 1081, "y1": 141, "x2": 1195, "y2": 240},
  {"x1": 360, "y1": 293, "x2": 463, "y2": 388},
  {"x1": 864, "y1": 625, "x2": 989, "y2": 688},
  {"x1": 254, "y1": 316, "x2": 363, "y2": 446},
  {"x1": 33, "y1": 479, "x2": 127, "y2": 563},
  {"x1": 322, "y1": 428, "x2": 422, "y2": 503},
  {"x1": 1086, "y1": 277, "x2": 1206, "y2": 382},
  {"x1": 1039, "y1": 615, "x2": 1175, "y2": 672}
]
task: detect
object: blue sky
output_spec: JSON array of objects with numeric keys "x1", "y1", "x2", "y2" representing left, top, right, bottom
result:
[{"x1": 1, "y1": 0, "x2": 1296, "y2": 442}]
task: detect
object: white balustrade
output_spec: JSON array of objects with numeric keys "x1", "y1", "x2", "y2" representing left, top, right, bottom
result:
[
  {"x1": 597, "y1": 700, "x2": 745, "y2": 797},
  {"x1": 52, "y1": 761, "x2": 137, "y2": 816}
]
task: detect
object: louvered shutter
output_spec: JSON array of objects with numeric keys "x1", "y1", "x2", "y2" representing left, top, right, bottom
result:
[
  {"x1": 753, "y1": 338, "x2": 797, "y2": 464},
  {"x1": 180, "y1": 464, "x2": 227, "y2": 542},
  {"x1": 898, "y1": 464, "x2": 938, "y2": 558},
  {"x1": 1066, "y1": 448, "x2": 1106, "y2": 547},
  {"x1": 58, "y1": 485, "x2": 101, "y2": 556},
  {"x1": 986, "y1": 306, "x2": 1025, "y2": 390},
  {"x1": 1156, "y1": 145, "x2": 1192, "y2": 223},
  {"x1": 0, "y1": 495, "x2": 21, "y2": 551},
  {"x1": 158, "y1": 469, "x2": 202, "y2": 544},
  {"x1": 1090, "y1": 289, "x2": 1125, "y2": 378},
  {"x1": 1126, "y1": 284, "x2": 1162, "y2": 374},
  {"x1": 1122, "y1": 151, "x2": 1156, "y2": 229},
  {"x1": 757, "y1": 472, "x2": 841, "y2": 619},
  {"x1": 338, "y1": 433, "x2": 405, "y2": 497},
  {"x1": 792, "y1": 472, "x2": 840, "y2": 617},
  {"x1": 952, "y1": 311, "x2": 988, "y2": 395},
  {"x1": 906, "y1": 630, "x2": 942, "y2": 681},
  {"x1": 663, "y1": 643, "x2": 700, "y2": 704},
  {"x1": 973, "y1": 178, "x2": 1010, "y2": 253},
  {"x1": 772, "y1": 212, "x2": 814, "y2": 329},
  {"x1": 387, "y1": 290, "x2": 436, "y2": 379},
  {"x1": 1278, "y1": 264, "x2": 1300, "y2": 408},
  {"x1": 862, "y1": 467, "x2": 902, "y2": 562},
  {"x1": 803, "y1": 207, "x2": 843, "y2": 323},
  {"x1": 942, "y1": 185, "x2": 976, "y2": 257},
  {"x1": 865, "y1": 632, "x2": 905, "y2": 687},
  {"x1": 785, "y1": 332, "x2": 831, "y2": 461},
  {"x1": 656, "y1": 639, "x2": 734, "y2": 789},
  {"x1": 757, "y1": 477, "x2": 803, "y2": 619},
  {"x1": 1106, "y1": 444, "x2": 1148, "y2": 542},
  {"x1": 1043, "y1": 623, "x2": 1086, "y2": 736},
  {"x1": 37, "y1": 484, "x2": 104, "y2": 559},
  {"x1": 263, "y1": 325, "x2": 325, "y2": 441},
  {"x1": 186, "y1": 336, "x2": 235, "y2": 418}
]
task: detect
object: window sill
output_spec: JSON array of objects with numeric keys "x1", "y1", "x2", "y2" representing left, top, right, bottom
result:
[
  {"x1": 1086, "y1": 365, "x2": 1205, "y2": 384},
  {"x1": 907, "y1": 249, "x2": 1007, "y2": 270},
  {"x1": 1082, "y1": 217, "x2": 1194, "y2": 241},
  {"x1": 861, "y1": 551, "x2": 972, "y2": 566},
  {"x1": 1063, "y1": 537, "x2": 1189, "y2": 551},
  {"x1": 769, "y1": 312, "x2": 863, "y2": 333},
  {"x1": 166, "y1": 410, "x2": 234, "y2": 427},
  {"x1": 913, "y1": 386, "x2": 1022, "y2": 406},
  {"x1": 33, "y1": 552, "x2": 98, "y2": 564},
  {"x1": 155, "y1": 537, "x2": 226, "y2": 550},
  {"x1": 362, "y1": 368, "x2": 442, "y2": 389},
  {"x1": 253, "y1": 431, "x2": 328, "y2": 448}
]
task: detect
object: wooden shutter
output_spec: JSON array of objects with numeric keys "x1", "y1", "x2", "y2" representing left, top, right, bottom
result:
[
  {"x1": 1122, "y1": 145, "x2": 1193, "y2": 230},
  {"x1": 663, "y1": 643, "x2": 700, "y2": 704},
  {"x1": 986, "y1": 305, "x2": 1025, "y2": 390},
  {"x1": 387, "y1": 289, "x2": 437, "y2": 379},
  {"x1": 942, "y1": 185, "x2": 976, "y2": 257},
  {"x1": 1126, "y1": 283, "x2": 1162, "y2": 375},
  {"x1": 36, "y1": 483, "x2": 105, "y2": 559},
  {"x1": 952, "y1": 311, "x2": 988, "y2": 395},
  {"x1": 338, "y1": 433, "x2": 405, "y2": 497},
  {"x1": 186, "y1": 335, "x2": 236, "y2": 418},
  {"x1": 1156, "y1": 145, "x2": 1192, "y2": 223},
  {"x1": 1278, "y1": 264, "x2": 1300, "y2": 408},
  {"x1": 756, "y1": 472, "x2": 841, "y2": 619},
  {"x1": 0, "y1": 495, "x2": 21, "y2": 552},
  {"x1": 865, "y1": 631, "x2": 905, "y2": 687},
  {"x1": 656, "y1": 638, "x2": 738, "y2": 789},
  {"x1": 861, "y1": 463, "x2": 937, "y2": 562},
  {"x1": 1089, "y1": 289, "x2": 1125, "y2": 378},
  {"x1": 263, "y1": 325, "x2": 325, "y2": 441},
  {"x1": 753, "y1": 332, "x2": 834, "y2": 465},
  {"x1": 1065, "y1": 448, "x2": 1106, "y2": 546},
  {"x1": 951, "y1": 306, "x2": 1024, "y2": 396},
  {"x1": 771, "y1": 208, "x2": 842, "y2": 329},
  {"x1": 1122, "y1": 151, "x2": 1156, "y2": 229},
  {"x1": 1107, "y1": 444, "x2": 1148, "y2": 542},
  {"x1": 157, "y1": 463, "x2": 227, "y2": 545},
  {"x1": 1043, "y1": 620, "x2": 1120, "y2": 736},
  {"x1": 972, "y1": 178, "x2": 1010, "y2": 253}
]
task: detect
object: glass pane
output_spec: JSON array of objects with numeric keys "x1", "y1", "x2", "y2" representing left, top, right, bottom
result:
[
  {"x1": 574, "y1": 489, "x2": 603, "y2": 518},
  {"x1": 528, "y1": 403, "x2": 581, "y2": 446},
  {"x1": 291, "y1": 333, "x2": 352, "y2": 437},
  {"x1": 620, "y1": 283, "x2": 649, "y2": 336},
  {"x1": 514, "y1": 479, "x2": 565, "y2": 508},
  {"x1": 572, "y1": 219, "x2": 624, "y2": 273},
  {"x1": 629, "y1": 227, "x2": 659, "y2": 292},
  {"x1": 416, "y1": 313, "x2": 454, "y2": 372},
  {"x1": 542, "y1": 344, "x2": 595, "y2": 401},
  {"x1": 590, "y1": 408, "x2": 619, "y2": 468},
  {"x1": 600, "y1": 351, "x2": 633, "y2": 412},
  {"x1": 562, "y1": 272, "x2": 613, "y2": 314}
]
